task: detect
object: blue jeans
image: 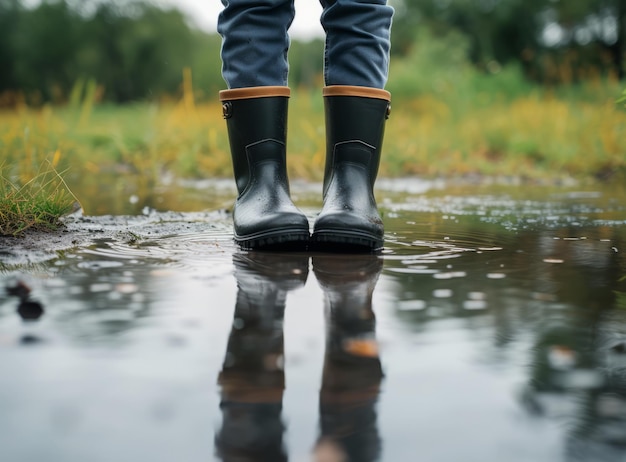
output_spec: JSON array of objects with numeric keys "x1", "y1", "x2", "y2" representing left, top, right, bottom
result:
[{"x1": 217, "y1": 0, "x2": 393, "y2": 89}]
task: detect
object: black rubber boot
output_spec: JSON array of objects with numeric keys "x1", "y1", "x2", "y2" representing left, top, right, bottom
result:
[
  {"x1": 220, "y1": 86, "x2": 310, "y2": 250},
  {"x1": 311, "y1": 86, "x2": 391, "y2": 252}
]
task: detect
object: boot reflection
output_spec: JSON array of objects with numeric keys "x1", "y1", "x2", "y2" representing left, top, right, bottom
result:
[
  {"x1": 312, "y1": 254, "x2": 384, "y2": 462},
  {"x1": 215, "y1": 252, "x2": 309, "y2": 462}
]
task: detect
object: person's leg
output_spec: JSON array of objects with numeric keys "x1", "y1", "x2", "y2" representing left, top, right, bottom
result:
[
  {"x1": 313, "y1": 0, "x2": 393, "y2": 252},
  {"x1": 218, "y1": 0, "x2": 295, "y2": 88},
  {"x1": 319, "y1": 0, "x2": 393, "y2": 89},
  {"x1": 218, "y1": 0, "x2": 309, "y2": 249}
]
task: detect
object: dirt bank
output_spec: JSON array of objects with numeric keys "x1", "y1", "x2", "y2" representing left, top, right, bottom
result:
[{"x1": 0, "y1": 210, "x2": 234, "y2": 267}]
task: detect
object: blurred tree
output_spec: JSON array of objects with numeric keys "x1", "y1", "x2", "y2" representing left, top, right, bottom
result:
[
  {"x1": 79, "y1": 1, "x2": 195, "y2": 102},
  {"x1": 0, "y1": 0, "x2": 21, "y2": 93},
  {"x1": 11, "y1": 0, "x2": 82, "y2": 102},
  {"x1": 391, "y1": 0, "x2": 543, "y2": 64},
  {"x1": 0, "y1": 0, "x2": 227, "y2": 103},
  {"x1": 3, "y1": 0, "x2": 621, "y2": 103},
  {"x1": 288, "y1": 39, "x2": 325, "y2": 88},
  {"x1": 391, "y1": 0, "x2": 625, "y2": 81},
  {"x1": 547, "y1": 0, "x2": 624, "y2": 80},
  {"x1": 189, "y1": 31, "x2": 227, "y2": 100}
]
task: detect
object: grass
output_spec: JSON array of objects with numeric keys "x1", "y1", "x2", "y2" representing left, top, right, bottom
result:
[
  {"x1": 384, "y1": 87, "x2": 626, "y2": 179},
  {"x1": 0, "y1": 73, "x2": 625, "y2": 231},
  {"x1": 3, "y1": 83, "x2": 625, "y2": 179},
  {"x1": 0, "y1": 164, "x2": 78, "y2": 235}
]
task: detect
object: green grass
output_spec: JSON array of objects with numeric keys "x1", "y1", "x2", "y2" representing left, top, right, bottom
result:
[
  {"x1": 0, "y1": 66, "x2": 625, "y2": 226},
  {"x1": 0, "y1": 165, "x2": 78, "y2": 235},
  {"x1": 2, "y1": 29, "x2": 624, "y2": 230}
]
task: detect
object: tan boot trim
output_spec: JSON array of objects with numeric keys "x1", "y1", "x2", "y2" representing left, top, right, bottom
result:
[
  {"x1": 219, "y1": 86, "x2": 290, "y2": 101},
  {"x1": 323, "y1": 85, "x2": 391, "y2": 101},
  {"x1": 220, "y1": 387, "x2": 284, "y2": 404},
  {"x1": 319, "y1": 386, "x2": 381, "y2": 405}
]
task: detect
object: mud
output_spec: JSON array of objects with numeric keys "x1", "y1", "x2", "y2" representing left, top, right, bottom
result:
[{"x1": 0, "y1": 210, "x2": 234, "y2": 267}]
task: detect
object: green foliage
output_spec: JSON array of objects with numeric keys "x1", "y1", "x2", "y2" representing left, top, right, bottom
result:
[
  {"x1": 11, "y1": 0, "x2": 82, "y2": 102},
  {"x1": 288, "y1": 39, "x2": 325, "y2": 88},
  {"x1": 618, "y1": 88, "x2": 626, "y2": 107},
  {"x1": 1, "y1": 0, "x2": 623, "y2": 105},
  {"x1": 387, "y1": 29, "x2": 533, "y2": 101},
  {"x1": 0, "y1": 165, "x2": 78, "y2": 236},
  {"x1": 390, "y1": 0, "x2": 625, "y2": 82},
  {"x1": 0, "y1": 0, "x2": 21, "y2": 92},
  {"x1": 0, "y1": 0, "x2": 323, "y2": 104},
  {"x1": 392, "y1": 0, "x2": 539, "y2": 62},
  {"x1": 188, "y1": 32, "x2": 227, "y2": 101},
  {"x1": 0, "y1": 0, "x2": 224, "y2": 103},
  {"x1": 387, "y1": 29, "x2": 472, "y2": 98},
  {"x1": 75, "y1": 2, "x2": 196, "y2": 102},
  {"x1": 2, "y1": 81, "x2": 625, "y2": 215}
]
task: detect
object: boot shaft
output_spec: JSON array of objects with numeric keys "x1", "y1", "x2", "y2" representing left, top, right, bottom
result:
[
  {"x1": 220, "y1": 87, "x2": 290, "y2": 194},
  {"x1": 219, "y1": 87, "x2": 310, "y2": 249},
  {"x1": 322, "y1": 86, "x2": 391, "y2": 196}
]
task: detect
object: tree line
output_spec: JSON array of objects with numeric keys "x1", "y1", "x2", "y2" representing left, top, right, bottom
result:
[
  {"x1": 0, "y1": 0, "x2": 623, "y2": 105},
  {"x1": 392, "y1": 0, "x2": 624, "y2": 82},
  {"x1": 0, "y1": 0, "x2": 222, "y2": 104}
]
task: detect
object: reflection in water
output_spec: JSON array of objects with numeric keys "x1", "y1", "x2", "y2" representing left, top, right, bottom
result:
[
  {"x1": 6, "y1": 279, "x2": 45, "y2": 321},
  {"x1": 313, "y1": 255, "x2": 384, "y2": 462},
  {"x1": 515, "y1": 234, "x2": 626, "y2": 461},
  {"x1": 215, "y1": 252, "x2": 307, "y2": 461},
  {"x1": 215, "y1": 252, "x2": 384, "y2": 462},
  {"x1": 383, "y1": 221, "x2": 626, "y2": 462},
  {"x1": 17, "y1": 299, "x2": 45, "y2": 321},
  {"x1": 4, "y1": 279, "x2": 46, "y2": 344}
]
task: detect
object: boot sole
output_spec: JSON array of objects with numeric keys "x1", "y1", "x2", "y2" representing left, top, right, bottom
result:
[
  {"x1": 235, "y1": 229, "x2": 310, "y2": 251},
  {"x1": 311, "y1": 230, "x2": 383, "y2": 253}
]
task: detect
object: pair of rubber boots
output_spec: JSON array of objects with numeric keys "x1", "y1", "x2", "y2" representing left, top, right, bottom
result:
[{"x1": 220, "y1": 85, "x2": 391, "y2": 252}]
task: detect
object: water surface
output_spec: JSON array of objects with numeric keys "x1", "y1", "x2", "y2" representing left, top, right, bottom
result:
[{"x1": 1, "y1": 179, "x2": 625, "y2": 462}]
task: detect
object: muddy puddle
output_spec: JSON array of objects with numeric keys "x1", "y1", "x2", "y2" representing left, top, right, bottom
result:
[{"x1": 1, "y1": 179, "x2": 626, "y2": 462}]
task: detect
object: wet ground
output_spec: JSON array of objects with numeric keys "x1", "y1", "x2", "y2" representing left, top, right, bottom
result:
[{"x1": 1, "y1": 178, "x2": 626, "y2": 462}]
